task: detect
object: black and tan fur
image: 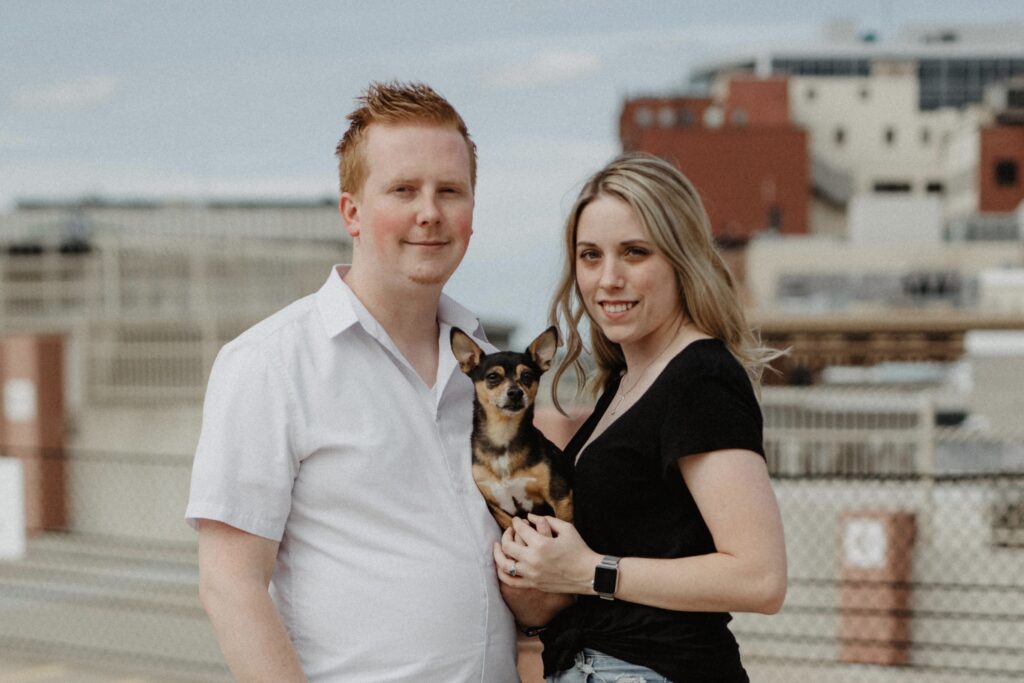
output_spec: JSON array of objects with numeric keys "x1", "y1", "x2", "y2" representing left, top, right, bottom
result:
[{"x1": 451, "y1": 326, "x2": 573, "y2": 530}]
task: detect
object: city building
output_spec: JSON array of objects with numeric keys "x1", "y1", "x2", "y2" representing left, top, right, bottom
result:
[
  {"x1": 623, "y1": 22, "x2": 1024, "y2": 245},
  {"x1": 620, "y1": 76, "x2": 809, "y2": 242},
  {"x1": 617, "y1": 23, "x2": 1024, "y2": 395},
  {"x1": 1, "y1": 199, "x2": 349, "y2": 408},
  {"x1": 979, "y1": 77, "x2": 1024, "y2": 214},
  {"x1": 689, "y1": 22, "x2": 1024, "y2": 111}
]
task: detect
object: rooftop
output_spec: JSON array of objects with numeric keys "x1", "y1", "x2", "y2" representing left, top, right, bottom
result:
[{"x1": 691, "y1": 22, "x2": 1024, "y2": 82}]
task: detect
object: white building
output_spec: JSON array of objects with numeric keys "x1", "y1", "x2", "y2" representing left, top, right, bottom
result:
[
  {"x1": 696, "y1": 22, "x2": 1024, "y2": 232},
  {"x1": 693, "y1": 22, "x2": 1024, "y2": 112},
  {"x1": 788, "y1": 61, "x2": 970, "y2": 206}
]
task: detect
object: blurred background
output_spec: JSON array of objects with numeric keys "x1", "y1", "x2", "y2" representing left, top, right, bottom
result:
[{"x1": 2, "y1": 2, "x2": 1024, "y2": 681}]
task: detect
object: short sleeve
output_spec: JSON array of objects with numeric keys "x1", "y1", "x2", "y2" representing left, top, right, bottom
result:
[
  {"x1": 659, "y1": 371, "x2": 764, "y2": 475},
  {"x1": 185, "y1": 341, "x2": 300, "y2": 540}
]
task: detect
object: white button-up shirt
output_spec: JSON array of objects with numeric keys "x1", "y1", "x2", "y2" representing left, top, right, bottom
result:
[{"x1": 187, "y1": 265, "x2": 518, "y2": 682}]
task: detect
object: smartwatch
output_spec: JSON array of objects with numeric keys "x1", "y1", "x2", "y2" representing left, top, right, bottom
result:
[{"x1": 592, "y1": 555, "x2": 621, "y2": 600}]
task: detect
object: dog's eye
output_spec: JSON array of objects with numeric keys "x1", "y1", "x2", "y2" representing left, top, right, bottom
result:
[
  {"x1": 519, "y1": 371, "x2": 535, "y2": 385},
  {"x1": 485, "y1": 372, "x2": 502, "y2": 384}
]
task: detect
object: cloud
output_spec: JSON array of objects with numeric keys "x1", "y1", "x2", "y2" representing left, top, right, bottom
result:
[
  {"x1": 485, "y1": 49, "x2": 601, "y2": 90},
  {"x1": 12, "y1": 75, "x2": 120, "y2": 111}
]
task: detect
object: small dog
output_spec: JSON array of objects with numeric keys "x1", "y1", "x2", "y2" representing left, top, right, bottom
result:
[{"x1": 451, "y1": 326, "x2": 572, "y2": 530}]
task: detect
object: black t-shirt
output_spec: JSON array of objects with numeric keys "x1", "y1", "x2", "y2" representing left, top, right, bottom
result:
[{"x1": 540, "y1": 338, "x2": 764, "y2": 683}]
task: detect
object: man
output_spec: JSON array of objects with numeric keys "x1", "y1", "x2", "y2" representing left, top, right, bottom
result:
[{"x1": 186, "y1": 81, "x2": 522, "y2": 682}]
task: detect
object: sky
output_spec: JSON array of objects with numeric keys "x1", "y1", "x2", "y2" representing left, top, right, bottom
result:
[{"x1": 3, "y1": 1, "x2": 1024, "y2": 346}]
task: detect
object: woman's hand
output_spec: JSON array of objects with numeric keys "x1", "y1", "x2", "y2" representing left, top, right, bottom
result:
[{"x1": 493, "y1": 514, "x2": 602, "y2": 595}]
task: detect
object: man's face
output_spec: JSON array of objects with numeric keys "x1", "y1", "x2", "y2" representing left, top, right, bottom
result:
[{"x1": 341, "y1": 123, "x2": 474, "y2": 290}]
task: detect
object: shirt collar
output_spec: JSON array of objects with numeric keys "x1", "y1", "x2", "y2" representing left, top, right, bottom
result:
[
  {"x1": 314, "y1": 265, "x2": 361, "y2": 338},
  {"x1": 437, "y1": 291, "x2": 486, "y2": 339},
  {"x1": 314, "y1": 265, "x2": 485, "y2": 341}
]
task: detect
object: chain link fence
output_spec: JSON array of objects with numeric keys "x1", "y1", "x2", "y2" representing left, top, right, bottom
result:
[
  {"x1": 2, "y1": 404, "x2": 1023, "y2": 681},
  {"x1": 738, "y1": 473, "x2": 1024, "y2": 682},
  {"x1": 0, "y1": 448, "x2": 228, "y2": 682}
]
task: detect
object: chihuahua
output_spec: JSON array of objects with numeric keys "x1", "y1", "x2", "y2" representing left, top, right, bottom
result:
[{"x1": 450, "y1": 326, "x2": 572, "y2": 530}]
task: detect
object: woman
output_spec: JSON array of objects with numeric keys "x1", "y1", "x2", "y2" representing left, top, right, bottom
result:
[{"x1": 494, "y1": 153, "x2": 787, "y2": 682}]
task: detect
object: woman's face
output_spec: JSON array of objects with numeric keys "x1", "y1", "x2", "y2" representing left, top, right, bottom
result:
[{"x1": 575, "y1": 194, "x2": 683, "y2": 354}]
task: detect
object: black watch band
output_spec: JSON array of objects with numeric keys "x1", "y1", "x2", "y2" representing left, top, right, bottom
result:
[{"x1": 592, "y1": 555, "x2": 621, "y2": 600}]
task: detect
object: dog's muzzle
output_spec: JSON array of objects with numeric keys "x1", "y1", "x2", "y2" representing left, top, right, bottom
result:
[{"x1": 501, "y1": 387, "x2": 525, "y2": 412}]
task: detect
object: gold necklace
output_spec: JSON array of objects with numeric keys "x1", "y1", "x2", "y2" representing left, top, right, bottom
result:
[{"x1": 608, "y1": 332, "x2": 679, "y2": 417}]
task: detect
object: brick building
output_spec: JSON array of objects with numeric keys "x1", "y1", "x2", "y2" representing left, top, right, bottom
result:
[
  {"x1": 980, "y1": 79, "x2": 1024, "y2": 213},
  {"x1": 619, "y1": 77, "x2": 809, "y2": 243}
]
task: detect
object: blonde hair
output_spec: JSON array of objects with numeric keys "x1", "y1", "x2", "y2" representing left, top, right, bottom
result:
[
  {"x1": 335, "y1": 81, "x2": 477, "y2": 196},
  {"x1": 549, "y1": 152, "x2": 782, "y2": 412}
]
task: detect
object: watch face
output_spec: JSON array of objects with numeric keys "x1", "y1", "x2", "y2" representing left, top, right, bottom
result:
[{"x1": 593, "y1": 564, "x2": 617, "y2": 595}]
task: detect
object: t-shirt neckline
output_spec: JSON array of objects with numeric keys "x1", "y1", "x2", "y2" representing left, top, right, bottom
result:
[{"x1": 573, "y1": 337, "x2": 721, "y2": 465}]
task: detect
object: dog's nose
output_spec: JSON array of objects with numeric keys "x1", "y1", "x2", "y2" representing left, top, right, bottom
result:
[{"x1": 507, "y1": 386, "x2": 523, "y2": 401}]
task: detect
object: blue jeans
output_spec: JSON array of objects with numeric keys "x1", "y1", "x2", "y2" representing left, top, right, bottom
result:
[{"x1": 547, "y1": 648, "x2": 673, "y2": 683}]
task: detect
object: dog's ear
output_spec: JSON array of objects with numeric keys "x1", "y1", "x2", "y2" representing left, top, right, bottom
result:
[
  {"x1": 527, "y1": 326, "x2": 560, "y2": 372},
  {"x1": 450, "y1": 327, "x2": 483, "y2": 373}
]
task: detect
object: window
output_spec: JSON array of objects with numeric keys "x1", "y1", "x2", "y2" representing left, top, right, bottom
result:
[
  {"x1": 806, "y1": 86, "x2": 817, "y2": 101},
  {"x1": 926, "y1": 182, "x2": 945, "y2": 195},
  {"x1": 995, "y1": 160, "x2": 1019, "y2": 187},
  {"x1": 657, "y1": 106, "x2": 675, "y2": 128},
  {"x1": 884, "y1": 127, "x2": 896, "y2": 146},
  {"x1": 732, "y1": 108, "x2": 748, "y2": 127},
  {"x1": 859, "y1": 86, "x2": 871, "y2": 101},
  {"x1": 901, "y1": 270, "x2": 961, "y2": 299},
  {"x1": 992, "y1": 501, "x2": 1024, "y2": 548},
  {"x1": 703, "y1": 106, "x2": 724, "y2": 129},
  {"x1": 678, "y1": 109, "x2": 694, "y2": 127},
  {"x1": 874, "y1": 181, "x2": 912, "y2": 193},
  {"x1": 7, "y1": 242, "x2": 45, "y2": 256},
  {"x1": 834, "y1": 126, "x2": 846, "y2": 146},
  {"x1": 921, "y1": 127, "x2": 931, "y2": 145},
  {"x1": 633, "y1": 107, "x2": 653, "y2": 128}
]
